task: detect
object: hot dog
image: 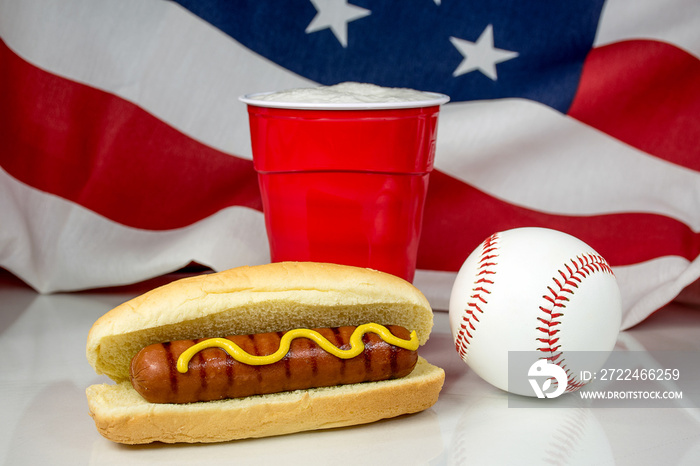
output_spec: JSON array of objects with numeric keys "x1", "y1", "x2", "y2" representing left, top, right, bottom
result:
[
  {"x1": 130, "y1": 325, "x2": 418, "y2": 404},
  {"x1": 86, "y1": 262, "x2": 445, "y2": 444}
]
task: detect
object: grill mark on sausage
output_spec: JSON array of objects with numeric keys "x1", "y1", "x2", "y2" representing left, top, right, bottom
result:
[
  {"x1": 248, "y1": 334, "x2": 263, "y2": 384},
  {"x1": 225, "y1": 339, "x2": 234, "y2": 388},
  {"x1": 197, "y1": 349, "x2": 208, "y2": 397},
  {"x1": 162, "y1": 342, "x2": 178, "y2": 395},
  {"x1": 362, "y1": 333, "x2": 373, "y2": 381},
  {"x1": 331, "y1": 327, "x2": 346, "y2": 381},
  {"x1": 308, "y1": 334, "x2": 319, "y2": 377},
  {"x1": 278, "y1": 331, "x2": 292, "y2": 391},
  {"x1": 390, "y1": 343, "x2": 400, "y2": 378}
]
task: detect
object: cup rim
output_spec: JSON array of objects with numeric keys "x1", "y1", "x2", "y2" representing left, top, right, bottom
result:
[{"x1": 239, "y1": 90, "x2": 450, "y2": 110}]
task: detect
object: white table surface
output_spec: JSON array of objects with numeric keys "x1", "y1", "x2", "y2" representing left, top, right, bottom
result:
[{"x1": 2, "y1": 269, "x2": 699, "y2": 466}]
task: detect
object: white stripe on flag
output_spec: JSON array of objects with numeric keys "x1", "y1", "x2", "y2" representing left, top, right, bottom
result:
[
  {"x1": 595, "y1": 0, "x2": 700, "y2": 58},
  {"x1": 0, "y1": 167, "x2": 269, "y2": 293},
  {"x1": 614, "y1": 255, "x2": 700, "y2": 329},
  {"x1": 435, "y1": 99, "x2": 700, "y2": 231}
]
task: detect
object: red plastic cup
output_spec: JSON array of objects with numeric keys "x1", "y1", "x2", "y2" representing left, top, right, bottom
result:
[{"x1": 240, "y1": 90, "x2": 449, "y2": 282}]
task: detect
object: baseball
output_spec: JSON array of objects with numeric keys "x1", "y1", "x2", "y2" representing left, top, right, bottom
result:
[{"x1": 449, "y1": 227, "x2": 622, "y2": 397}]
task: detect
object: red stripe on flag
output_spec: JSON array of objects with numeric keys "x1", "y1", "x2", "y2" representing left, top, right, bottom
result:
[
  {"x1": 418, "y1": 170, "x2": 700, "y2": 271},
  {"x1": 568, "y1": 40, "x2": 700, "y2": 171},
  {"x1": 0, "y1": 38, "x2": 262, "y2": 230}
]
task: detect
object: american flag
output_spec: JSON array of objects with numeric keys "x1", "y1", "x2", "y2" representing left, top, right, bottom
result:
[{"x1": 1, "y1": 0, "x2": 698, "y2": 329}]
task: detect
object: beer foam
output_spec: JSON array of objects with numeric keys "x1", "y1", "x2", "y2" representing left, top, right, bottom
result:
[{"x1": 255, "y1": 82, "x2": 436, "y2": 104}]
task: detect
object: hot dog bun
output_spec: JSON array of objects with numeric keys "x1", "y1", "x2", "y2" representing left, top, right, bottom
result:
[{"x1": 86, "y1": 262, "x2": 445, "y2": 444}]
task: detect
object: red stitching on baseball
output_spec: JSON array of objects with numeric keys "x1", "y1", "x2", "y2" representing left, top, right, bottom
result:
[
  {"x1": 455, "y1": 233, "x2": 499, "y2": 358},
  {"x1": 536, "y1": 253, "x2": 614, "y2": 392}
]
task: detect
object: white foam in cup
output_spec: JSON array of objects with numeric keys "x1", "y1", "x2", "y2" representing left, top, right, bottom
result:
[{"x1": 240, "y1": 82, "x2": 450, "y2": 109}]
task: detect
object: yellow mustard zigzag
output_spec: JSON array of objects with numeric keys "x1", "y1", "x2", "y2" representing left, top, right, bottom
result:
[{"x1": 176, "y1": 323, "x2": 418, "y2": 372}]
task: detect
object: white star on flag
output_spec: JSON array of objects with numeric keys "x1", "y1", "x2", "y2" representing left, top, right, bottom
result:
[
  {"x1": 305, "y1": 0, "x2": 371, "y2": 47},
  {"x1": 450, "y1": 24, "x2": 519, "y2": 80}
]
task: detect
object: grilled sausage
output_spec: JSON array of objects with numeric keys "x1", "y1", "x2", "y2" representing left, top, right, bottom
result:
[{"x1": 129, "y1": 325, "x2": 418, "y2": 404}]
